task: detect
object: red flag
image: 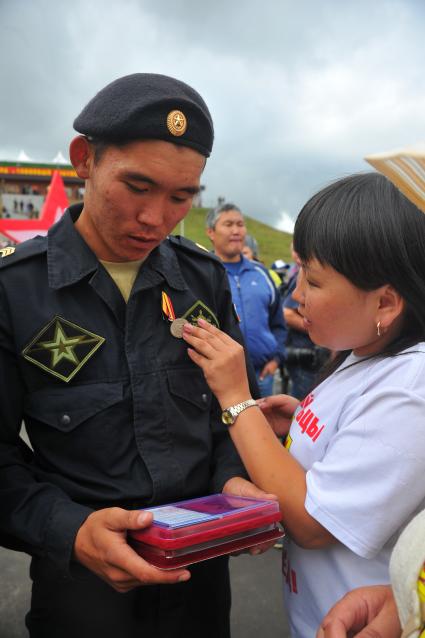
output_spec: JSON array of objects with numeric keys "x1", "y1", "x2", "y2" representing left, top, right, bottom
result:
[{"x1": 0, "y1": 170, "x2": 69, "y2": 243}]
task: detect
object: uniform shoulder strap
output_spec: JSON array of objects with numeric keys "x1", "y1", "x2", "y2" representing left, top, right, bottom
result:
[
  {"x1": 168, "y1": 235, "x2": 220, "y2": 263},
  {"x1": 0, "y1": 237, "x2": 47, "y2": 269}
]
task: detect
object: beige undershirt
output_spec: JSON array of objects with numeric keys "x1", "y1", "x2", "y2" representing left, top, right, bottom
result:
[{"x1": 100, "y1": 259, "x2": 145, "y2": 302}]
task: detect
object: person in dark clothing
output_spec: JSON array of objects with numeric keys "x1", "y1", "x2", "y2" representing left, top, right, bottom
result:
[{"x1": 0, "y1": 73, "x2": 268, "y2": 638}]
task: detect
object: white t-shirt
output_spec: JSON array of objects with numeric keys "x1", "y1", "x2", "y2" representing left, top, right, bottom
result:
[{"x1": 283, "y1": 344, "x2": 425, "y2": 637}]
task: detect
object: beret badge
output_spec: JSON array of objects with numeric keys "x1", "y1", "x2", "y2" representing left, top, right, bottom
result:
[{"x1": 167, "y1": 110, "x2": 187, "y2": 137}]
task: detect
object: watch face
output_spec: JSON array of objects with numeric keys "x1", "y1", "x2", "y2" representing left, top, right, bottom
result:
[{"x1": 221, "y1": 409, "x2": 235, "y2": 425}]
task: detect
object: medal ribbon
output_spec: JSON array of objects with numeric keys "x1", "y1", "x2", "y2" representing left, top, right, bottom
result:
[{"x1": 161, "y1": 291, "x2": 176, "y2": 322}]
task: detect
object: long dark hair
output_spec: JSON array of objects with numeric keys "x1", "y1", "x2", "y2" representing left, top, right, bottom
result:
[{"x1": 293, "y1": 172, "x2": 425, "y2": 375}]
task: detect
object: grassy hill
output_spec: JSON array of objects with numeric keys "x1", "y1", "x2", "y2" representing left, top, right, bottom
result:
[{"x1": 172, "y1": 207, "x2": 293, "y2": 267}]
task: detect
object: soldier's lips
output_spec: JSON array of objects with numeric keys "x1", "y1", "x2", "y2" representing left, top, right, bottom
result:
[{"x1": 127, "y1": 235, "x2": 159, "y2": 247}]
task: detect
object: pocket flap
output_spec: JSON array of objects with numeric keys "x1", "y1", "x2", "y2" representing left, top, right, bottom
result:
[
  {"x1": 167, "y1": 369, "x2": 211, "y2": 410},
  {"x1": 24, "y1": 382, "x2": 124, "y2": 431}
]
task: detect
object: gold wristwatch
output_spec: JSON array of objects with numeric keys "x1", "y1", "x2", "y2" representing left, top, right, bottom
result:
[{"x1": 221, "y1": 399, "x2": 258, "y2": 425}]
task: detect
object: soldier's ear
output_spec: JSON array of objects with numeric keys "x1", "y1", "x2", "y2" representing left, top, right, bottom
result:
[{"x1": 69, "y1": 136, "x2": 94, "y2": 179}]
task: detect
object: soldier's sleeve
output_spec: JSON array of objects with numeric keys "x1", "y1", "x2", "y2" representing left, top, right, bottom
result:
[
  {"x1": 208, "y1": 267, "x2": 260, "y2": 492},
  {"x1": 0, "y1": 279, "x2": 92, "y2": 575}
]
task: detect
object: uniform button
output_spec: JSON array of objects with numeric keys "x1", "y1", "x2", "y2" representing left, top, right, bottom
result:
[
  {"x1": 201, "y1": 393, "x2": 208, "y2": 404},
  {"x1": 60, "y1": 414, "x2": 71, "y2": 426}
]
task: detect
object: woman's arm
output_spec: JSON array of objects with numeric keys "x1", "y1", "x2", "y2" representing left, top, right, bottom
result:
[{"x1": 183, "y1": 319, "x2": 336, "y2": 549}]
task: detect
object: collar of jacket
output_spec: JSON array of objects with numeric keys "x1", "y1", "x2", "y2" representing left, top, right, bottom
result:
[
  {"x1": 223, "y1": 254, "x2": 259, "y2": 274},
  {"x1": 47, "y1": 203, "x2": 187, "y2": 291}
]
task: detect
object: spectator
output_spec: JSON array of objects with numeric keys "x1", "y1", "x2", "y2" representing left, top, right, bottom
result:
[
  {"x1": 242, "y1": 234, "x2": 283, "y2": 288},
  {"x1": 206, "y1": 203, "x2": 286, "y2": 397}
]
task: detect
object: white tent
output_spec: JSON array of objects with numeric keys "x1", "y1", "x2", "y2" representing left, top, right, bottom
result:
[
  {"x1": 17, "y1": 150, "x2": 32, "y2": 162},
  {"x1": 52, "y1": 151, "x2": 68, "y2": 165}
]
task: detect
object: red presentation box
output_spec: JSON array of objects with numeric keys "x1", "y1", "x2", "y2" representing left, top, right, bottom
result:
[{"x1": 128, "y1": 493, "x2": 283, "y2": 569}]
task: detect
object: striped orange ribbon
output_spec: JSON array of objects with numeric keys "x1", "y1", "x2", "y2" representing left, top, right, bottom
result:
[{"x1": 161, "y1": 291, "x2": 176, "y2": 322}]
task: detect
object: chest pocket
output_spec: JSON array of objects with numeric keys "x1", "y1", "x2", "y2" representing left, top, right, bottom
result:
[
  {"x1": 166, "y1": 368, "x2": 212, "y2": 412},
  {"x1": 24, "y1": 382, "x2": 124, "y2": 432}
]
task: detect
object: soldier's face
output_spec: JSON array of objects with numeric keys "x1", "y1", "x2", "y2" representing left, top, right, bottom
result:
[{"x1": 75, "y1": 139, "x2": 204, "y2": 262}]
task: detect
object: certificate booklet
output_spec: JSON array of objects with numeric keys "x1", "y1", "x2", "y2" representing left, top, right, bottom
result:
[{"x1": 128, "y1": 494, "x2": 283, "y2": 569}]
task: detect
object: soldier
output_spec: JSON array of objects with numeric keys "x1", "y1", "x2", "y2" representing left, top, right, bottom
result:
[{"x1": 0, "y1": 73, "x2": 268, "y2": 638}]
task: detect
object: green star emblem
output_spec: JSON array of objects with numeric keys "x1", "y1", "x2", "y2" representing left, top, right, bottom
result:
[
  {"x1": 183, "y1": 301, "x2": 219, "y2": 328},
  {"x1": 22, "y1": 316, "x2": 105, "y2": 382}
]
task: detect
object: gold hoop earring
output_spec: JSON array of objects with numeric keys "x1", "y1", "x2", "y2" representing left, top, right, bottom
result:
[{"x1": 377, "y1": 321, "x2": 381, "y2": 337}]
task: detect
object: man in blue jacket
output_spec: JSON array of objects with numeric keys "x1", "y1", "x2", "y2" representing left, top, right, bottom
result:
[{"x1": 206, "y1": 203, "x2": 286, "y2": 396}]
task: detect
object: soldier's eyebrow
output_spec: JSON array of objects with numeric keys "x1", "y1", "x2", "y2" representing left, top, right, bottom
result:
[{"x1": 123, "y1": 171, "x2": 200, "y2": 195}]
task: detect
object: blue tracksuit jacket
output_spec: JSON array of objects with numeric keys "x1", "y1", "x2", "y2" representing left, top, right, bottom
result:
[{"x1": 223, "y1": 256, "x2": 286, "y2": 370}]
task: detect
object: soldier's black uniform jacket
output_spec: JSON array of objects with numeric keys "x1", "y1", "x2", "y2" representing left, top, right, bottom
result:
[{"x1": 0, "y1": 204, "x2": 254, "y2": 576}]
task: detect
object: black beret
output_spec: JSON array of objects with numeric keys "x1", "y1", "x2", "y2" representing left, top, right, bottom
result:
[{"x1": 73, "y1": 73, "x2": 214, "y2": 157}]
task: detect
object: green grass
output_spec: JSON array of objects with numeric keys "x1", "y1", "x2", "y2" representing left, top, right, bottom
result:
[{"x1": 172, "y1": 207, "x2": 293, "y2": 267}]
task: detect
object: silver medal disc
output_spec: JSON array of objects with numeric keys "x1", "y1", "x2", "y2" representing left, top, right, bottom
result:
[{"x1": 170, "y1": 317, "x2": 188, "y2": 338}]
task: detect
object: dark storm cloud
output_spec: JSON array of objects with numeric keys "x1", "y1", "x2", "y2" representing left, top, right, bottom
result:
[{"x1": 1, "y1": 0, "x2": 424, "y2": 234}]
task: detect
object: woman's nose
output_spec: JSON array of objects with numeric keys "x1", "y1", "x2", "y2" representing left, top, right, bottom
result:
[{"x1": 291, "y1": 268, "x2": 305, "y2": 304}]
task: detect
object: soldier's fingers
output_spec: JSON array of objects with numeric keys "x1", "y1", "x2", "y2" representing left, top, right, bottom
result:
[{"x1": 107, "y1": 542, "x2": 190, "y2": 585}]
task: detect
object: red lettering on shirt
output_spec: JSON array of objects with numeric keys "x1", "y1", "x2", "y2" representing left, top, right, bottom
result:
[
  {"x1": 282, "y1": 549, "x2": 299, "y2": 594},
  {"x1": 300, "y1": 393, "x2": 314, "y2": 409},
  {"x1": 294, "y1": 396, "x2": 325, "y2": 443}
]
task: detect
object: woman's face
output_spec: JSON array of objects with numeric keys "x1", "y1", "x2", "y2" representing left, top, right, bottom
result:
[{"x1": 292, "y1": 258, "x2": 388, "y2": 355}]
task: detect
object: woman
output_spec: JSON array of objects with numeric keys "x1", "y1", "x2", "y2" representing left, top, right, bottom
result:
[{"x1": 182, "y1": 173, "x2": 425, "y2": 637}]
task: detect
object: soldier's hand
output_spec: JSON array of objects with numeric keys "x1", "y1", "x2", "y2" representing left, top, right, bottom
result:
[
  {"x1": 316, "y1": 585, "x2": 400, "y2": 638},
  {"x1": 222, "y1": 477, "x2": 279, "y2": 556},
  {"x1": 73, "y1": 508, "x2": 191, "y2": 592},
  {"x1": 257, "y1": 394, "x2": 300, "y2": 437}
]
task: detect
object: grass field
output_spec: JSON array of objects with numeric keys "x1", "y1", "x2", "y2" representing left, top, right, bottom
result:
[{"x1": 172, "y1": 207, "x2": 293, "y2": 267}]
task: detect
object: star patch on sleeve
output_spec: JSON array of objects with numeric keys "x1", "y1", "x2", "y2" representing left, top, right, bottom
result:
[{"x1": 21, "y1": 316, "x2": 105, "y2": 382}]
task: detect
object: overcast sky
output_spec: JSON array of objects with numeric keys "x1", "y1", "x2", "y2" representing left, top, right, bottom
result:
[{"x1": 1, "y1": 0, "x2": 425, "y2": 232}]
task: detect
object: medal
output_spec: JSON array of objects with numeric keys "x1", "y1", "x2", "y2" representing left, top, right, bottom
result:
[
  {"x1": 161, "y1": 292, "x2": 219, "y2": 339},
  {"x1": 170, "y1": 317, "x2": 188, "y2": 338}
]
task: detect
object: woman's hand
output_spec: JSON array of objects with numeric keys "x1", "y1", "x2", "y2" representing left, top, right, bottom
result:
[
  {"x1": 257, "y1": 394, "x2": 300, "y2": 437},
  {"x1": 183, "y1": 318, "x2": 251, "y2": 408}
]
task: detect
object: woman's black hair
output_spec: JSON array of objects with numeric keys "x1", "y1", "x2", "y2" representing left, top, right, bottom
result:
[{"x1": 293, "y1": 172, "x2": 425, "y2": 375}]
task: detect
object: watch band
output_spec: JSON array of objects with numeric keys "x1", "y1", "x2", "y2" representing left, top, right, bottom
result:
[{"x1": 221, "y1": 399, "x2": 258, "y2": 425}]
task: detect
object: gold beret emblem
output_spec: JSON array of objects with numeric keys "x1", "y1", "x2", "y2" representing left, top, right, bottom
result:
[{"x1": 167, "y1": 110, "x2": 187, "y2": 137}]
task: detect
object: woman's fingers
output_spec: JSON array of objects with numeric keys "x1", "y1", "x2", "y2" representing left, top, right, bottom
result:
[
  {"x1": 183, "y1": 318, "x2": 232, "y2": 347},
  {"x1": 183, "y1": 319, "x2": 238, "y2": 359}
]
